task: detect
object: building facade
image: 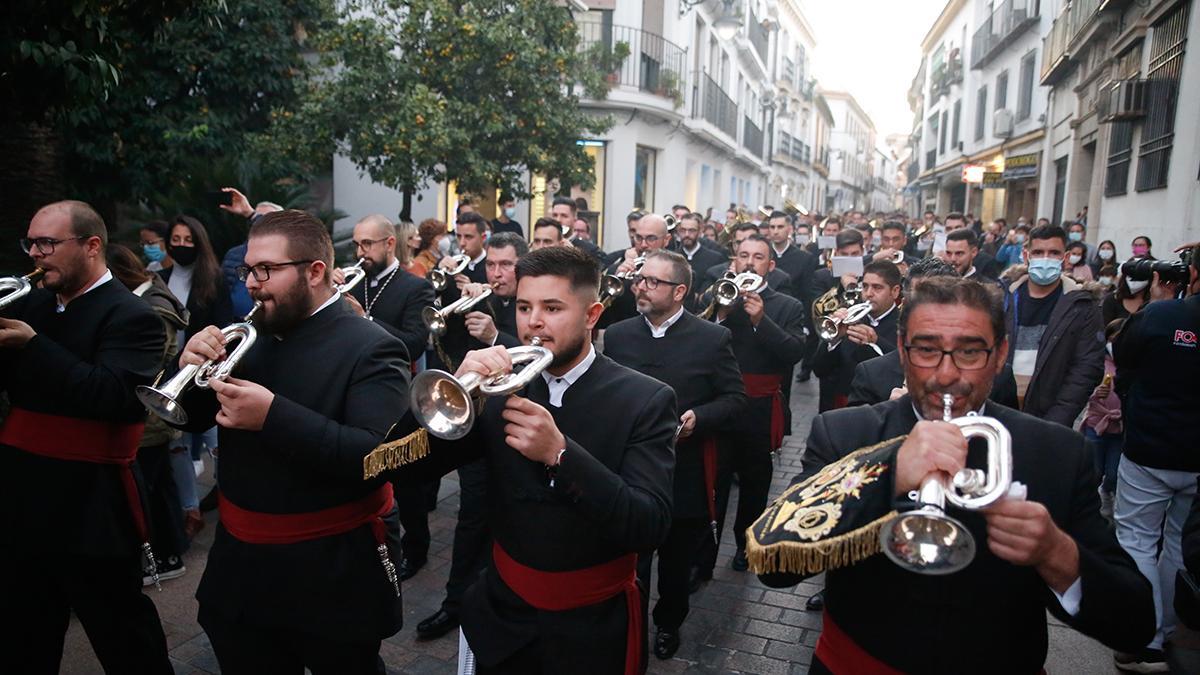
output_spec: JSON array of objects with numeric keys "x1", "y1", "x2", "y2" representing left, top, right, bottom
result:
[{"x1": 821, "y1": 90, "x2": 879, "y2": 213}]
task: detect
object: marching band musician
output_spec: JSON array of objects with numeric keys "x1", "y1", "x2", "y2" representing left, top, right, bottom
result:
[
  {"x1": 696, "y1": 222, "x2": 797, "y2": 301},
  {"x1": 461, "y1": 232, "x2": 527, "y2": 346},
  {"x1": 171, "y1": 210, "x2": 412, "y2": 673},
  {"x1": 0, "y1": 200, "x2": 173, "y2": 673},
  {"x1": 696, "y1": 233, "x2": 806, "y2": 578},
  {"x1": 598, "y1": 213, "x2": 673, "y2": 329},
  {"x1": 603, "y1": 250, "x2": 747, "y2": 660},
  {"x1": 396, "y1": 245, "x2": 677, "y2": 674},
  {"x1": 765, "y1": 210, "x2": 818, "y2": 306},
  {"x1": 748, "y1": 276, "x2": 1154, "y2": 674}
]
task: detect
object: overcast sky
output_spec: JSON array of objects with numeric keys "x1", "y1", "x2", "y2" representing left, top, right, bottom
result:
[{"x1": 800, "y1": 0, "x2": 947, "y2": 141}]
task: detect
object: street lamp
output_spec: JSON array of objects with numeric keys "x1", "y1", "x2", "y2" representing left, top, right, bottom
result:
[{"x1": 679, "y1": 0, "x2": 744, "y2": 41}]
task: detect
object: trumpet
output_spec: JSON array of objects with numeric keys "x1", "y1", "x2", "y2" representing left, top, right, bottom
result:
[
  {"x1": 136, "y1": 302, "x2": 264, "y2": 425},
  {"x1": 0, "y1": 268, "x2": 45, "y2": 310},
  {"x1": 411, "y1": 337, "x2": 555, "y2": 440},
  {"x1": 712, "y1": 271, "x2": 765, "y2": 306},
  {"x1": 422, "y1": 286, "x2": 494, "y2": 336},
  {"x1": 601, "y1": 256, "x2": 645, "y2": 305},
  {"x1": 663, "y1": 213, "x2": 678, "y2": 232},
  {"x1": 428, "y1": 254, "x2": 470, "y2": 292},
  {"x1": 817, "y1": 301, "x2": 874, "y2": 341},
  {"x1": 336, "y1": 258, "x2": 368, "y2": 295},
  {"x1": 783, "y1": 198, "x2": 809, "y2": 217},
  {"x1": 889, "y1": 249, "x2": 905, "y2": 264},
  {"x1": 878, "y1": 393, "x2": 1013, "y2": 575}
]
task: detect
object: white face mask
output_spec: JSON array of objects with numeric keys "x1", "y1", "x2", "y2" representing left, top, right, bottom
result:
[
  {"x1": 1068, "y1": 254, "x2": 1082, "y2": 265},
  {"x1": 1098, "y1": 249, "x2": 1114, "y2": 260},
  {"x1": 1126, "y1": 278, "x2": 1150, "y2": 294},
  {"x1": 796, "y1": 234, "x2": 810, "y2": 245},
  {"x1": 1099, "y1": 276, "x2": 1114, "y2": 286}
]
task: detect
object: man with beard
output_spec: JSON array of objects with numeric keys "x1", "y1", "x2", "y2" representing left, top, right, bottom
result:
[
  {"x1": 0, "y1": 200, "x2": 173, "y2": 673},
  {"x1": 599, "y1": 213, "x2": 673, "y2": 329},
  {"x1": 695, "y1": 234, "x2": 806, "y2": 579},
  {"x1": 675, "y1": 213, "x2": 726, "y2": 311},
  {"x1": 397, "y1": 245, "x2": 677, "y2": 674},
  {"x1": 603, "y1": 250, "x2": 746, "y2": 660},
  {"x1": 696, "y1": 223, "x2": 795, "y2": 304},
  {"x1": 173, "y1": 209, "x2": 411, "y2": 673},
  {"x1": 749, "y1": 277, "x2": 1155, "y2": 674}
]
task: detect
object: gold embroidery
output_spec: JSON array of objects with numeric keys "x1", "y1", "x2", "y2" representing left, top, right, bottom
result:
[{"x1": 782, "y1": 503, "x2": 842, "y2": 541}]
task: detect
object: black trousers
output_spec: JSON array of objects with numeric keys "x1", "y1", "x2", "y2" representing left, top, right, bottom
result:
[
  {"x1": 637, "y1": 516, "x2": 707, "y2": 632},
  {"x1": 443, "y1": 458, "x2": 491, "y2": 615},
  {"x1": 200, "y1": 607, "x2": 384, "y2": 675},
  {"x1": 0, "y1": 550, "x2": 171, "y2": 674},
  {"x1": 138, "y1": 441, "x2": 187, "y2": 558},
  {"x1": 393, "y1": 477, "x2": 431, "y2": 562},
  {"x1": 697, "y1": 435, "x2": 774, "y2": 573}
]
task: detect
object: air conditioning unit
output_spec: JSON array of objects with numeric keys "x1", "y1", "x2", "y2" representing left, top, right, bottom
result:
[
  {"x1": 993, "y1": 108, "x2": 1014, "y2": 138},
  {"x1": 1098, "y1": 79, "x2": 1147, "y2": 123}
]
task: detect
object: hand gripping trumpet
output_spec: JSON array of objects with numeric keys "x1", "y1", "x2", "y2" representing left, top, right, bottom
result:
[
  {"x1": 601, "y1": 256, "x2": 645, "y2": 306},
  {"x1": 700, "y1": 271, "x2": 764, "y2": 319},
  {"x1": 411, "y1": 337, "x2": 554, "y2": 440},
  {"x1": 336, "y1": 258, "x2": 368, "y2": 295},
  {"x1": 421, "y1": 285, "x2": 494, "y2": 336},
  {"x1": 0, "y1": 268, "x2": 45, "y2": 310},
  {"x1": 817, "y1": 301, "x2": 874, "y2": 341},
  {"x1": 878, "y1": 393, "x2": 1013, "y2": 575},
  {"x1": 428, "y1": 254, "x2": 470, "y2": 292},
  {"x1": 136, "y1": 302, "x2": 263, "y2": 425}
]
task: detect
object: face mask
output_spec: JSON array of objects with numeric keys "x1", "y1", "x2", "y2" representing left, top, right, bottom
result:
[
  {"x1": 872, "y1": 234, "x2": 882, "y2": 247},
  {"x1": 168, "y1": 243, "x2": 197, "y2": 266},
  {"x1": 1126, "y1": 278, "x2": 1149, "y2": 294},
  {"x1": 917, "y1": 238, "x2": 932, "y2": 251},
  {"x1": 1099, "y1": 276, "x2": 1113, "y2": 286},
  {"x1": 1098, "y1": 249, "x2": 1114, "y2": 260},
  {"x1": 1068, "y1": 231, "x2": 1083, "y2": 242},
  {"x1": 796, "y1": 234, "x2": 810, "y2": 246},
  {"x1": 1027, "y1": 257, "x2": 1063, "y2": 286},
  {"x1": 1068, "y1": 254, "x2": 1082, "y2": 265},
  {"x1": 1132, "y1": 245, "x2": 1148, "y2": 257},
  {"x1": 142, "y1": 244, "x2": 166, "y2": 263},
  {"x1": 504, "y1": 207, "x2": 516, "y2": 219}
]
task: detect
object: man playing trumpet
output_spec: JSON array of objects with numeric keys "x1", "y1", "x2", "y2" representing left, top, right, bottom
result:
[{"x1": 748, "y1": 276, "x2": 1154, "y2": 674}]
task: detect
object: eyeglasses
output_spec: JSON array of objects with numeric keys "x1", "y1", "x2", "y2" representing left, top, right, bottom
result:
[
  {"x1": 632, "y1": 234, "x2": 661, "y2": 244},
  {"x1": 632, "y1": 274, "x2": 684, "y2": 290},
  {"x1": 20, "y1": 236, "x2": 89, "y2": 255},
  {"x1": 903, "y1": 344, "x2": 995, "y2": 371},
  {"x1": 352, "y1": 238, "x2": 387, "y2": 250},
  {"x1": 236, "y1": 260, "x2": 316, "y2": 282}
]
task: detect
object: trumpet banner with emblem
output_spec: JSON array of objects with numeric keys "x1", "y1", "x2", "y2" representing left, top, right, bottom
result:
[{"x1": 746, "y1": 436, "x2": 904, "y2": 575}]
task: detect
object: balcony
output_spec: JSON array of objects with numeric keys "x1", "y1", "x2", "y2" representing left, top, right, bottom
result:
[
  {"x1": 907, "y1": 160, "x2": 920, "y2": 184},
  {"x1": 694, "y1": 72, "x2": 739, "y2": 140},
  {"x1": 780, "y1": 57, "x2": 796, "y2": 91},
  {"x1": 578, "y1": 22, "x2": 687, "y2": 107},
  {"x1": 1041, "y1": 0, "x2": 1112, "y2": 85},
  {"x1": 926, "y1": 148, "x2": 938, "y2": 171},
  {"x1": 799, "y1": 77, "x2": 816, "y2": 101},
  {"x1": 793, "y1": 141, "x2": 811, "y2": 165},
  {"x1": 1097, "y1": 78, "x2": 1150, "y2": 123},
  {"x1": 1041, "y1": 5, "x2": 1072, "y2": 85},
  {"x1": 971, "y1": 0, "x2": 1041, "y2": 70},
  {"x1": 777, "y1": 131, "x2": 793, "y2": 157},
  {"x1": 748, "y1": 7, "x2": 770, "y2": 66},
  {"x1": 743, "y1": 115, "x2": 764, "y2": 158},
  {"x1": 930, "y1": 51, "x2": 964, "y2": 99}
]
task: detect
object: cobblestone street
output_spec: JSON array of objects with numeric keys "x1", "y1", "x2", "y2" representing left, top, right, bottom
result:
[{"x1": 62, "y1": 377, "x2": 1115, "y2": 674}]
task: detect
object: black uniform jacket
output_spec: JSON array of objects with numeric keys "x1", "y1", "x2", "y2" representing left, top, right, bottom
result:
[
  {"x1": 604, "y1": 311, "x2": 747, "y2": 517},
  {"x1": 1, "y1": 280, "x2": 165, "y2": 556},
  {"x1": 400, "y1": 353, "x2": 677, "y2": 672},
  {"x1": 174, "y1": 300, "x2": 411, "y2": 641},
  {"x1": 761, "y1": 397, "x2": 1156, "y2": 673},
  {"x1": 699, "y1": 261, "x2": 796, "y2": 300},
  {"x1": 771, "y1": 242, "x2": 817, "y2": 305},
  {"x1": 848, "y1": 348, "x2": 1019, "y2": 409},
  {"x1": 812, "y1": 306, "x2": 899, "y2": 405},
  {"x1": 349, "y1": 265, "x2": 434, "y2": 363}
]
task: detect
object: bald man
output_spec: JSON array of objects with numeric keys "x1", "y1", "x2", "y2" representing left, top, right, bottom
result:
[{"x1": 599, "y1": 213, "x2": 673, "y2": 329}]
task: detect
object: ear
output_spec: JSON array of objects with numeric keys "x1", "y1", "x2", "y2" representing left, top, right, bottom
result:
[
  {"x1": 310, "y1": 260, "x2": 328, "y2": 287},
  {"x1": 767, "y1": 258, "x2": 776, "y2": 273},
  {"x1": 673, "y1": 283, "x2": 688, "y2": 304},
  {"x1": 993, "y1": 336, "x2": 1009, "y2": 375},
  {"x1": 584, "y1": 299, "x2": 604, "y2": 330}
]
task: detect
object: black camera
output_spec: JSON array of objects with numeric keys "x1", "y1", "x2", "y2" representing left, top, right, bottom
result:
[{"x1": 1123, "y1": 249, "x2": 1194, "y2": 283}]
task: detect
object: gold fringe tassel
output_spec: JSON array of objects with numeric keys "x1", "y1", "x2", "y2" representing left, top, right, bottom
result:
[
  {"x1": 745, "y1": 512, "x2": 896, "y2": 576},
  {"x1": 362, "y1": 428, "x2": 429, "y2": 480}
]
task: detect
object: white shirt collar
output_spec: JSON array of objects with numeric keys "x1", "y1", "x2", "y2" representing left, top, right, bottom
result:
[
  {"x1": 57, "y1": 269, "x2": 112, "y2": 312},
  {"x1": 772, "y1": 241, "x2": 790, "y2": 256},
  {"x1": 467, "y1": 250, "x2": 486, "y2": 270},
  {"x1": 371, "y1": 258, "x2": 400, "y2": 286},
  {"x1": 644, "y1": 306, "x2": 685, "y2": 338},
  {"x1": 541, "y1": 343, "x2": 596, "y2": 407},
  {"x1": 965, "y1": 266, "x2": 978, "y2": 278},
  {"x1": 682, "y1": 243, "x2": 701, "y2": 259},
  {"x1": 311, "y1": 290, "x2": 340, "y2": 316},
  {"x1": 869, "y1": 302, "x2": 897, "y2": 326}
]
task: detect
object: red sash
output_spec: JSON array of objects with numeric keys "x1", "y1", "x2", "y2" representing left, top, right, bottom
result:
[
  {"x1": 697, "y1": 436, "x2": 720, "y2": 541},
  {"x1": 742, "y1": 373, "x2": 785, "y2": 451},
  {"x1": 815, "y1": 610, "x2": 905, "y2": 675},
  {"x1": 492, "y1": 542, "x2": 641, "y2": 675},
  {"x1": 0, "y1": 407, "x2": 149, "y2": 544}
]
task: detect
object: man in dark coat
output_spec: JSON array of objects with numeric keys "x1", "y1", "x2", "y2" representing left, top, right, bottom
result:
[
  {"x1": 550, "y1": 196, "x2": 606, "y2": 264},
  {"x1": 599, "y1": 213, "x2": 673, "y2": 329},
  {"x1": 675, "y1": 213, "x2": 727, "y2": 312},
  {"x1": 604, "y1": 251, "x2": 747, "y2": 660}
]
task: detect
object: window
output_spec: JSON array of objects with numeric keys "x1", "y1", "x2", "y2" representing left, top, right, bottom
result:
[
  {"x1": 951, "y1": 99, "x2": 962, "y2": 148},
  {"x1": 939, "y1": 110, "x2": 948, "y2": 154},
  {"x1": 975, "y1": 85, "x2": 988, "y2": 140},
  {"x1": 634, "y1": 145, "x2": 656, "y2": 210},
  {"x1": 996, "y1": 70, "x2": 1009, "y2": 110},
  {"x1": 1017, "y1": 51, "x2": 1036, "y2": 120},
  {"x1": 1136, "y1": 1, "x2": 1191, "y2": 191},
  {"x1": 1105, "y1": 122, "x2": 1134, "y2": 197}
]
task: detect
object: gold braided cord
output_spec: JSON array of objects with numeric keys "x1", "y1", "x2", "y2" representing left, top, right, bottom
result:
[{"x1": 362, "y1": 428, "x2": 429, "y2": 480}]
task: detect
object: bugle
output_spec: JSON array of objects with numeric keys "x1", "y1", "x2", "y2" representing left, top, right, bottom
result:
[
  {"x1": 601, "y1": 256, "x2": 645, "y2": 306},
  {"x1": 817, "y1": 301, "x2": 874, "y2": 341},
  {"x1": 336, "y1": 258, "x2": 368, "y2": 295},
  {"x1": 0, "y1": 268, "x2": 45, "y2": 310},
  {"x1": 422, "y1": 286, "x2": 495, "y2": 336},
  {"x1": 428, "y1": 254, "x2": 470, "y2": 292}
]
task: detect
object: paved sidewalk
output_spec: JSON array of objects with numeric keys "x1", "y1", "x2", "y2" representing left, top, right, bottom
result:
[{"x1": 62, "y1": 377, "x2": 1117, "y2": 673}]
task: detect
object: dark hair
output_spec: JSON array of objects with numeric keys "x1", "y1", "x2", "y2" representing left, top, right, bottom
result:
[
  {"x1": 141, "y1": 220, "x2": 170, "y2": 241},
  {"x1": 499, "y1": 193, "x2": 514, "y2": 204},
  {"x1": 455, "y1": 200, "x2": 473, "y2": 216},
  {"x1": 532, "y1": 217, "x2": 563, "y2": 239},
  {"x1": 1098, "y1": 239, "x2": 1116, "y2": 251},
  {"x1": 1067, "y1": 241, "x2": 1088, "y2": 257},
  {"x1": 880, "y1": 221, "x2": 906, "y2": 235},
  {"x1": 516, "y1": 244, "x2": 600, "y2": 300},
  {"x1": 835, "y1": 228, "x2": 864, "y2": 249},
  {"x1": 993, "y1": 218, "x2": 1007, "y2": 228},
  {"x1": 417, "y1": 218, "x2": 446, "y2": 251},
  {"x1": 645, "y1": 250, "x2": 692, "y2": 289},
  {"x1": 904, "y1": 256, "x2": 959, "y2": 293},
  {"x1": 39, "y1": 200, "x2": 108, "y2": 247},
  {"x1": 769, "y1": 210, "x2": 790, "y2": 221},
  {"x1": 1067, "y1": 221, "x2": 1086, "y2": 231},
  {"x1": 738, "y1": 233, "x2": 773, "y2": 254},
  {"x1": 1028, "y1": 224, "x2": 1067, "y2": 248},
  {"x1": 1132, "y1": 235, "x2": 1153, "y2": 248},
  {"x1": 487, "y1": 231, "x2": 529, "y2": 257},
  {"x1": 732, "y1": 221, "x2": 760, "y2": 236},
  {"x1": 1104, "y1": 318, "x2": 1125, "y2": 343},
  {"x1": 456, "y1": 211, "x2": 489, "y2": 234},
  {"x1": 250, "y1": 209, "x2": 334, "y2": 282},
  {"x1": 551, "y1": 196, "x2": 577, "y2": 215},
  {"x1": 900, "y1": 276, "x2": 1006, "y2": 345},
  {"x1": 863, "y1": 260, "x2": 901, "y2": 288},
  {"x1": 946, "y1": 228, "x2": 979, "y2": 247},
  {"x1": 1014, "y1": 223, "x2": 1031, "y2": 233},
  {"x1": 944, "y1": 212, "x2": 966, "y2": 225},
  {"x1": 923, "y1": 209, "x2": 935, "y2": 216},
  {"x1": 671, "y1": 204, "x2": 690, "y2": 213},
  {"x1": 626, "y1": 210, "x2": 644, "y2": 223},
  {"x1": 171, "y1": 215, "x2": 221, "y2": 308},
  {"x1": 106, "y1": 243, "x2": 152, "y2": 290},
  {"x1": 678, "y1": 212, "x2": 703, "y2": 228}
]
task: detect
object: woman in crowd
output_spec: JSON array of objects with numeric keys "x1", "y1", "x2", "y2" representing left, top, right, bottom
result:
[
  {"x1": 1131, "y1": 235, "x2": 1154, "y2": 260},
  {"x1": 397, "y1": 221, "x2": 425, "y2": 277},
  {"x1": 139, "y1": 220, "x2": 172, "y2": 273},
  {"x1": 414, "y1": 218, "x2": 445, "y2": 276},
  {"x1": 1064, "y1": 241, "x2": 1094, "y2": 282},
  {"x1": 1083, "y1": 319, "x2": 1126, "y2": 520},
  {"x1": 158, "y1": 215, "x2": 232, "y2": 536},
  {"x1": 1102, "y1": 262, "x2": 1151, "y2": 325},
  {"x1": 1091, "y1": 239, "x2": 1119, "y2": 277}
]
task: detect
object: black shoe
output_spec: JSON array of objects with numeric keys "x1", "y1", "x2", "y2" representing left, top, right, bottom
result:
[
  {"x1": 199, "y1": 486, "x2": 220, "y2": 513},
  {"x1": 142, "y1": 555, "x2": 186, "y2": 587},
  {"x1": 730, "y1": 550, "x2": 748, "y2": 572},
  {"x1": 805, "y1": 589, "x2": 825, "y2": 611},
  {"x1": 653, "y1": 628, "x2": 681, "y2": 660},
  {"x1": 397, "y1": 557, "x2": 426, "y2": 582},
  {"x1": 416, "y1": 609, "x2": 459, "y2": 641},
  {"x1": 687, "y1": 567, "x2": 712, "y2": 594},
  {"x1": 1113, "y1": 648, "x2": 1168, "y2": 673}
]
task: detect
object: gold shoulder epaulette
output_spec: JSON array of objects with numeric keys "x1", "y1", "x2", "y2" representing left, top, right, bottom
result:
[{"x1": 362, "y1": 428, "x2": 429, "y2": 480}]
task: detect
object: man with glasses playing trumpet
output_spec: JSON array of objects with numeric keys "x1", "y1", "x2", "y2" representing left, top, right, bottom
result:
[
  {"x1": 390, "y1": 245, "x2": 677, "y2": 674},
  {"x1": 599, "y1": 213, "x2": 673, "y2": 329},
  {"x1": 170, "y1": 210, "x2": 413, "y2": 673},
  {"x1": 747, "y1": 276, "x2": 1154, "y2": 674},
  {"x1": 0, "y1": 200, "x2": 174, "y2": 673}
]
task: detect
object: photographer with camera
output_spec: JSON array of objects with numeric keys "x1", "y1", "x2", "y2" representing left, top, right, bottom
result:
[{"x1": 1112, "y1": 245, "x2": 1200, "y2": 672}]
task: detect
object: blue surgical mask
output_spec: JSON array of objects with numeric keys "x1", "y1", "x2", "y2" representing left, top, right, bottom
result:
[
  {"x1": 504, "y1": 207, "x2": 517, "y2": 219},
  {"x1": 1014, "y1": 234, "x2": 1026, "y2": 244},
  {"x1": 142, "y1": 243, "x2": 166, "y2": 263},
  {"x1": 1028, "y1": 257, "x2": 1063, "y2": 286},
  {"x1": 1069, "y1": 231, "x2": 1083, "y2": 242}
]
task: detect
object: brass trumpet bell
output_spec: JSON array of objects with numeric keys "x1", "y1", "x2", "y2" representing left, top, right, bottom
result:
[
  {"x1": 422, "y1": 287, "x2": 494, "y2": 336},
  {"x1": 0, "y1": 268, "x2": 45, "y2": 310},
  {"x1": 879, "y1": 505, "x2": 976, "y2": 575},
  {"x1": 714, "y1": 272, "x2": 764, "y2": 306},
  {"x1": 337, "y1": 258, "x2": 368, "y2": 295},
  {"x1": 817, "y1": 301, "x2": 873, "y2": 341},
  {"x1": 428, "y1": 254, "x2": 470, "y2": 292}
]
